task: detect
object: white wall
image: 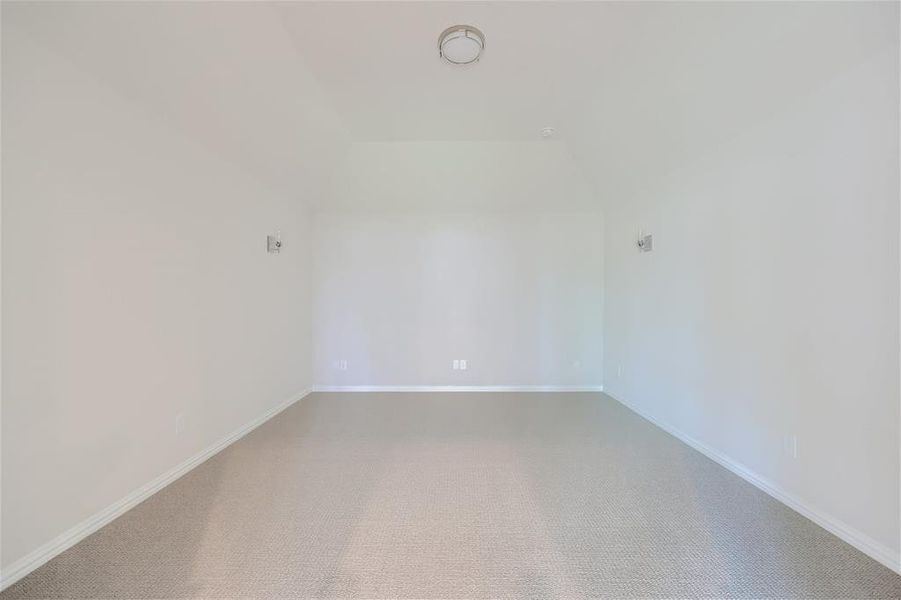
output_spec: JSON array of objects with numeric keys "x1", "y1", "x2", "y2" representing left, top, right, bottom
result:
[
  {"x1": 1, "y1": 23, "x2": 316, "y2": 570},
  {"x1": 313, "y1": 210, "x2": 603, "y2": 388},
  {"x1": 313, "y1": 141, "x2": 603, "y2": 388},
  {"x1": 328, "y1": 141, "x2": 598, "y2": 212},
  {"x1": 313, "y1": 141, "x2": 603, "y2": 385},
  {"x1": 603, "y1": 41, "x2": 900, "y2": 566}
]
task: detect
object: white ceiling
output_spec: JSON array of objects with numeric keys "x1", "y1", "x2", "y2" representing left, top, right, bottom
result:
[
  {"x1": 278, "y1": 2, "x2": 896, "y2": 142},
  {"x1": 276, "y1": 1, "x2": 896, "y2": 200},
  {"x1": 5, "y1": 1, "x2": 897, "y2": 206},
  {"x1": 4, "y1": 1, "x2": 351, "y2": 201}
]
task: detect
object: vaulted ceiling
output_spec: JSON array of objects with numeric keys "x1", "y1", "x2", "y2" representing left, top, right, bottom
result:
[{"x1": 5, "y1": 1, "x2": 897, "y2": 207}]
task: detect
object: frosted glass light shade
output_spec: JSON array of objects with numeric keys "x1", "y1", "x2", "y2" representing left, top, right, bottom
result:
[{"x1": 438, "y1": 25, "x2": 485, "y2": 65}]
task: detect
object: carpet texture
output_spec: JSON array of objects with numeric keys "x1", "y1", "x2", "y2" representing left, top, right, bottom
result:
[{"x1": 3, "y1": 392, "x2": 900, "y2": 599}]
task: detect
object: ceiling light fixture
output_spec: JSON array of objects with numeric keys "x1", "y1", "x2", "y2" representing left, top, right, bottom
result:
[{"x1": 438, "y1": 25, "x2": 485, "y2": 65}]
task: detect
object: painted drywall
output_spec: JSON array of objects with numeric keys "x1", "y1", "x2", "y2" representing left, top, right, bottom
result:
[
  {"x1": 603, "y1": 37, "x2": 900, "y2": 566},
  {"x1": 313, "y1": 141, "x2": 603, "y2": 388},
  {"x1": 329, "y1": 141, "x2": 599, "y2": 212},
  {"x1": 3, "y1": 1, "x2": 351, "y2": 203},
  {"x1": 312, "y1": 141, "x2": 603, "y2": 388},
  {"x1": 0, "y1": 22, "x2": 319, "y2": 571},
  {"x1": 312, "y1": 210, "x2": 603, "y2": 388}
]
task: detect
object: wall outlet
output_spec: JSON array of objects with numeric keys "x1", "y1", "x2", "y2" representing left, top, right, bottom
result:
[
  {"x1": 453, "y1": 360, "x2": 460, "y2": 370},
  {"x1": 334, "y1": 359, "x2": 348, "y2": 371},
  {"x1": 616, "y1": 364, "x2": 623, "y2": 378},
  {"x1": 175, "y1": 413, "x2": 185, "y2": 435},
  {"x1": 459, "y1": 359, "x2": 467, "y2": 370}
]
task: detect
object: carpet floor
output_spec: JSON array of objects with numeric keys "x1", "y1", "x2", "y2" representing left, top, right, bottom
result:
[{"x1": 3, "y1": 391, "x2": 900, "y2": 599}]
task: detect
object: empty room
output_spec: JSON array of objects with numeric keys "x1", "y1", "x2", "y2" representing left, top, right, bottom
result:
[{"x1": 1, "y1": 1, "x2": 900, "y2": 598}]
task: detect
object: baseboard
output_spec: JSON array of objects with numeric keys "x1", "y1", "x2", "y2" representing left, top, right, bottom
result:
[
  {"x1": 605, "y1": 389, "x2": 901, "y2": 575},
  {"x1": 312, "y1": 385, "x2": 604, "y2": 393},
  {"x1": 0, "y1": 387, "x2": 313, "y2": 591}
]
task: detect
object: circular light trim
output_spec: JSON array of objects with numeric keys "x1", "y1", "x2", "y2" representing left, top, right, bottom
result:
[{"x1": 438, "y1": 25, "x2": 485, "y2": 65}]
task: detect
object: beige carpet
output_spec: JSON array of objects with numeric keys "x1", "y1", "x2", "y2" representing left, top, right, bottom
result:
[{"x1": 3, "y1": 392, "x2": 900, "y2": 599}]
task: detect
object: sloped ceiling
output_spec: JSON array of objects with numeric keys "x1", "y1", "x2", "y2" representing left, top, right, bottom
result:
[
  {"x1": 5, "y1": 1, "x2": 897, "y2": 207},
  {"x1": 3, "y1": 1, "x2": 351, "y2": 203}
]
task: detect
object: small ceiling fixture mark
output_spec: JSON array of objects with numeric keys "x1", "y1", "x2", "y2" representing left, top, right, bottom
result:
[
  {"x1": 541, "y1": 127, "x2": 556, "y2": 139},
  {"x1": 438, "y1": 25, "x2": 485, "y2": 66}
]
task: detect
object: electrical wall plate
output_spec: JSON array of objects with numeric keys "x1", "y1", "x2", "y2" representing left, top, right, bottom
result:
[{"x1": 267, "y1": 233, "x2": 282, "y2": 254}]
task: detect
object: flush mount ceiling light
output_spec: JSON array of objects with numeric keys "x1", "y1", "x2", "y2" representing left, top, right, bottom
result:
[{"x1": 438, "y1": 25, "x2": 485, "y2": 65}]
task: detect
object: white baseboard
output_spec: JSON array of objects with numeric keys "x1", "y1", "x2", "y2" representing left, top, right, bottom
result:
[
  {"x1": 605, "y1": 389, "x2": 901, "y2": 575},
  {"x1": 0, "y1": 387, "x2": 313, "y2": 591},
  {"x1": 312, "y1": 385, "x2": 604, "y2": 393}
]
